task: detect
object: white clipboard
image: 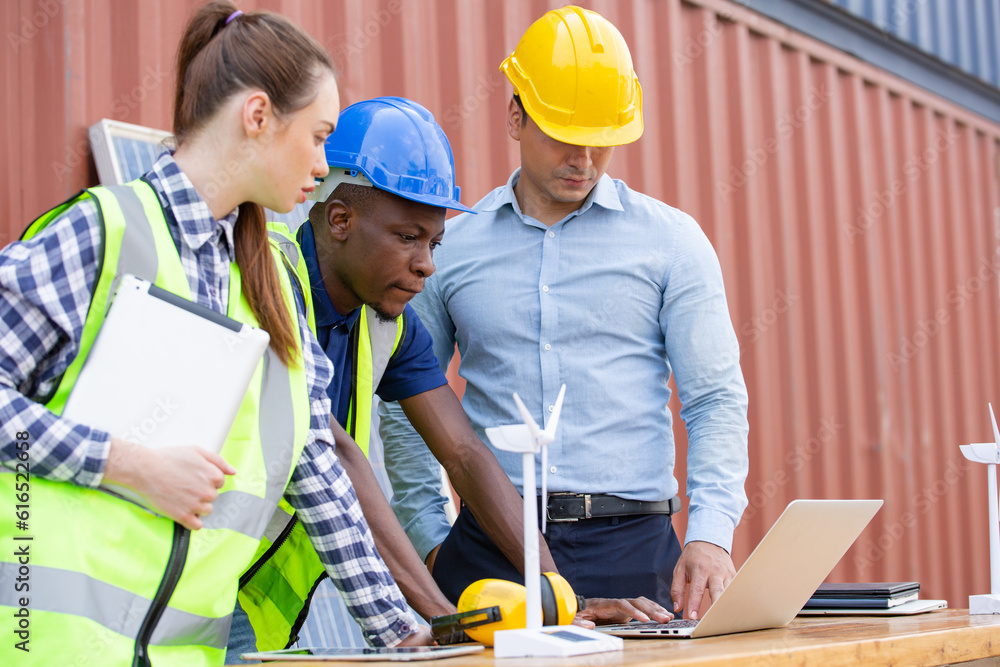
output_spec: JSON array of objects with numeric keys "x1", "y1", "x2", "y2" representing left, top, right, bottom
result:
[{"x1": 62, "y1": 274, "x2": 270, "y2": 504}]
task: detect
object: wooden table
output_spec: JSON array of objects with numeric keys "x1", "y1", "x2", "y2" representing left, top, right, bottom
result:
[{"x1": 260, "y1": 610, "x2": 1000, "y2": 666}]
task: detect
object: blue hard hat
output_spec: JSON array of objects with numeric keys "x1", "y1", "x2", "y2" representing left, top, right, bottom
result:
[{"x1": 323, "y1": 96, "x2": 472, "y2": 213}]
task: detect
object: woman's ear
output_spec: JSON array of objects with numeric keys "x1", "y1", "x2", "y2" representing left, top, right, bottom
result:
[{"x1": 243, "y1": 90, "x2": 272, "y2": 139}]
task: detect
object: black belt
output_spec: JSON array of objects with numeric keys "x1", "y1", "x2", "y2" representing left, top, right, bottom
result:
[{"x1": 542, "y1": 493, "x2": 681, "y2": 522}]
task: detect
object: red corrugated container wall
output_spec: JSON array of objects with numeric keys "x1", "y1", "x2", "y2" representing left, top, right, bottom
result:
[{"x1": 3, "y1": 0, "x2": 999, "y2": 607}]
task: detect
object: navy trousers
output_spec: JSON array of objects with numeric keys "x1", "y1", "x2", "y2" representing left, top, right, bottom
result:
[{"x1": 431, "y1": 506, "x2": 683, "y2": 607}]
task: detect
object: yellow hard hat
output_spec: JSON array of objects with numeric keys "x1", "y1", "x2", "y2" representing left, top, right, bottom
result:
[
  {"x1": 500, "y1": 5, "x2": 643, "y2": 147},
  {"x1": 448, "y1": 573, "x2": 581, "y2": 646}
]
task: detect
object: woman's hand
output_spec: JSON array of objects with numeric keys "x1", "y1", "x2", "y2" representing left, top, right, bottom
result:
[{"x1": 103, "y1": 438, "x2": 237, "y2": 529}]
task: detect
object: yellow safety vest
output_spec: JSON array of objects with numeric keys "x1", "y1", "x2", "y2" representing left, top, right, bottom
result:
[
  {"x1": 0, "y1": 181, "x2": 310, "y2": 667},
  {"x1": 235, "y1": 224, "x2": 403, "y2": 651}
]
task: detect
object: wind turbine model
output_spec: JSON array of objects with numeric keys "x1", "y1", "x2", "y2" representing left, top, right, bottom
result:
[
  {"x1": 484, "y1": 385, "x2": 623, "y2": 658},
  {"x1": 960, "y1": 404, "x2": 1000, "y2": 614}
]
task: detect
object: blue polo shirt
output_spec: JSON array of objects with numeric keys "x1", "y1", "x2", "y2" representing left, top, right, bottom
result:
[{"x1": 297, "y1": 221, "x2": 447, "y2": 426}]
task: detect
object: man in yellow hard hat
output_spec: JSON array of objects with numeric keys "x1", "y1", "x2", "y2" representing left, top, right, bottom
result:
[{"x1": 380, "y1": 6, "x2": 749, "y2": 622}]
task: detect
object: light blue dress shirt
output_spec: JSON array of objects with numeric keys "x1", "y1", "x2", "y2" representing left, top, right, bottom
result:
[{"x1": 379, "y1": 169, "x2": 749, "y2": 558}]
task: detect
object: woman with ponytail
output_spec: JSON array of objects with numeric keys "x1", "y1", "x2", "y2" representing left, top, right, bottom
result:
[{"x1": 0, "y1": 3, "x2": 429, "y2": 664}]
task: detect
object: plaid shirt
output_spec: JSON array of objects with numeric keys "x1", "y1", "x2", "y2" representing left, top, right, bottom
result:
[{"x1": 0, "y1": 153, "x2": 415, "y2": 646}]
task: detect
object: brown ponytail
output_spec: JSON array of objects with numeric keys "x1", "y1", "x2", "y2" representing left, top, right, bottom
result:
[{"x1": 174, "y1": 1, "x2": 335, "y2": 366}]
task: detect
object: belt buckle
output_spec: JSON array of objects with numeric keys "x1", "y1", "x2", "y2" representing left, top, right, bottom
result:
[{"x1": 546, "y1": 493, "x2": 591, "y2": 522}]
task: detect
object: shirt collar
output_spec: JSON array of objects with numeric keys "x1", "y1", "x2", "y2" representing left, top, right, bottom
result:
[
  {"x1": 482, "y1": 168, "x2": 625, "y2": 218},
  {"x1": 145, "y1": 151, "x2": 237, "y2": 257},
  {"x1": 299, "y1": 221, "x2": 361, "y2": 330}
]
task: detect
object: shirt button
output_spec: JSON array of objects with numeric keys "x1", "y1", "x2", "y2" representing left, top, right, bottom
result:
[
  {"x1": 549, "y1": 466, "x2": 557, "y2": 473},
  {"x1": 542, "y1": 285, "x2": 549, "y2": 292},
  {"x1": 547, "y1": 231, "x2": 555, "y2": 238},
  {"x1": 544, "y1": 343, "x2": 552, "y2": 351},
  {"x1": 548, "y1": 405, "x2": 555, "y2": 413}
]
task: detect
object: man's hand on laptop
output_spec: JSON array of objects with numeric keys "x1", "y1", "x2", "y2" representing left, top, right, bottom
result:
[
  {"x1": 671, "y1": 540, "x2": 736, "y2": 620},
  {"x1": 573, "y1": 596, "x2": 673, "y2": 628}
]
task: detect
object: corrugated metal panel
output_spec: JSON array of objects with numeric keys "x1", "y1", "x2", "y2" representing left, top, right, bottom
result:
[
  {"x1": 3, "y1": 0, "x2": 1000, "y2": 610},
  {"x1": 661, "y1": 0, "x2": 1000, "y2": 606},
  {"x1": 828, "y1": 0, "x2": 1000, "y2": 89}
]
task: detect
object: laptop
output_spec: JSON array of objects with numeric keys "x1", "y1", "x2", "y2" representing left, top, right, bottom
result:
[
  {"x1": 597, "y1": 499, "x2": 883, "y2": 638},
  {"x1": 797, "y1": 599, "x2": 947, "y2": 616},
  {"x1": 63, "y1": 274, "x2": 270, "y2": 504}
]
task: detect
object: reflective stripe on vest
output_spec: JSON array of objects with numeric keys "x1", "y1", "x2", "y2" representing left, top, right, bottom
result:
[
  {"x1": 236, "y1": 225, "x2": 404, "y2": 652},
  {"x1": 348, "y1": 306, "x2": 405, "y2": 455},
  {"x1": 0, "y1": 563, "x2": 232, "y2": 648},
  {"x1": 203, "y1": 348, "x2": 297, "y2": 538},
  {"x1": 0, "y1": 182, "x2": 310, "y2": 667},
  {"x1": 30, "y1": 182, "x2": 173, "y2": 411}
]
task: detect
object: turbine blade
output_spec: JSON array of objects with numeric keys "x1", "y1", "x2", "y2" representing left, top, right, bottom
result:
[
  {"x1": 513, "y1": 392, "x2": 542, "y2": 440},
  {"x1": 991, "y1": 403, "x2": 1000, "y2": 450},
  {"x1": 545, "y1": 384, "x2": 567, "y2": 436},
  {"x1": 485, "y1": 424, "x2": 536, "y2": 453}
]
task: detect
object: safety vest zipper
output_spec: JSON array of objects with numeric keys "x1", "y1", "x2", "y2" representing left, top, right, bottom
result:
[
  {"x1": 132, "y1": 524, "x2": 190, "y2": 667},
  {"x1": 347, "y1": 321, "x2": 361, "y2": 439},
  {"x1": 239, "y1": 515, "x2": 298, "y2": 588},
  {"x1": 287, "y1": 570, "x2": 329, "y2": 648}
]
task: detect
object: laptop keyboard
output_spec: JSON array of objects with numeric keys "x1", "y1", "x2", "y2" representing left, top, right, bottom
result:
[
  {"x1": 614, "y1": 619, "x2": 700, "y2": 630},
  {"x1": 649, "y1": 620, "x2": 699, "y2": 629}
]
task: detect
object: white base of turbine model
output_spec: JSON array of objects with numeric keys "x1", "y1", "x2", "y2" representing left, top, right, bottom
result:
[
  {"x1": 485, "y1": 385, "x2": 623, "y2": 658},
  {"x1": 960, "y1": 404, "x2": 1000, "y2": 614}
]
